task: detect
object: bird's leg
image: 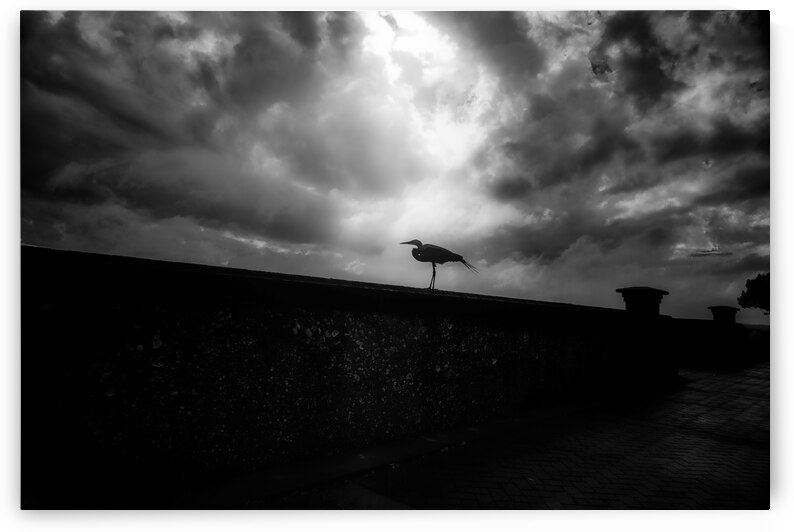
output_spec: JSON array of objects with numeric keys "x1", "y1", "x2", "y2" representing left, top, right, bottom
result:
[{"x1": 431, "y1": 263, "x2": 437, "y2": 290}]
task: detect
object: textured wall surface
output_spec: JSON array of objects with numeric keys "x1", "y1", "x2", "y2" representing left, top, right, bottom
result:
[{"x1": 23, "y1": 246, "x2": 681, "y2": 508}]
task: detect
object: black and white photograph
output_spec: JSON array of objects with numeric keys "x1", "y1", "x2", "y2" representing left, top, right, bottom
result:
[{"x1": 17, "y1": 8, "x2": 773, "y2": 513}]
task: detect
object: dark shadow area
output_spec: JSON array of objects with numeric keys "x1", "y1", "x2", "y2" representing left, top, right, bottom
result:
[
  {"x1": 228, "y1": 362, "x2": 769, "y2": 510},
  {"x1": 21, "y1": 246, "x2": 767, "y2": 509}
]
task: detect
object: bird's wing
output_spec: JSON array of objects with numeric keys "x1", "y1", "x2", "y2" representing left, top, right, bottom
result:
[{"x1": 420, "y1": 244, "x2": 461, "y2": 263}]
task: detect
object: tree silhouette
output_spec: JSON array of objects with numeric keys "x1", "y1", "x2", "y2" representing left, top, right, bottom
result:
[{"x1": 737, "y1": 272, "x2": 770, "y2": 313}]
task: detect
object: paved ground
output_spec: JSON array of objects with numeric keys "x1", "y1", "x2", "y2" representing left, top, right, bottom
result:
[{"x1": 179, "y1": 361, "x2": 769, "y2": 509}]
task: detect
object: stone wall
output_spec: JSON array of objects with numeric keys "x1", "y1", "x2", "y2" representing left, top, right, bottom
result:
[{"x1": 22, "y1": 246, "x2": 678, "y2": 508}]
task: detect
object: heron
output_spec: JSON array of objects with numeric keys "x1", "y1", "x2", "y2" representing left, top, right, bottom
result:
[{"x1": 400, "y1": 240, "x2": 478, "y2": 290}]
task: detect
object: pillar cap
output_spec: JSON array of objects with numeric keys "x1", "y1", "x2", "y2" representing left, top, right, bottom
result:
[
  {"x1": 707, "y1": 305, "x2": 739, "y2": 312},
  {"x1": 616, "y1": 286, "x2": 670, "y2": 296}
]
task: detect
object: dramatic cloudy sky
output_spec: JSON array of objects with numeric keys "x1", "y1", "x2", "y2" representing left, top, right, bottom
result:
[{"x1": 20, "y1": 11, "x2": 770, "y2": 322}]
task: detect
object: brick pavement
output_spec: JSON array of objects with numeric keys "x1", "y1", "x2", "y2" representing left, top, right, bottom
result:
[{"x1": 244, "y1": 362, "x2": 769, "y2": 509}]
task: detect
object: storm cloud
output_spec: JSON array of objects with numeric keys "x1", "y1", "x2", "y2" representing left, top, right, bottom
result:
[{"x1": 21, "y1": 11, "x2": 770, "y2": 322}]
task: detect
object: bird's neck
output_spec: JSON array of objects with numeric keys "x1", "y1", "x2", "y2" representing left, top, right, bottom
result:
[{"x1": 411, "y1": 247, "x2": 422, "y2": 260}]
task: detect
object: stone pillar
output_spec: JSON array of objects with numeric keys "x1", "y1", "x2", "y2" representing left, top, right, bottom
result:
[
  {"x1": 616, "y1": 286, "x2": 669, "y2": 317},
  {"x1": 708, "y1": 305, "x2": 739, "y2": 325}
]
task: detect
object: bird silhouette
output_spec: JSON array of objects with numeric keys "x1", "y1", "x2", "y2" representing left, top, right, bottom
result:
[{"x1": 400, "y1": 239, "x2": 478, "y2": 290}]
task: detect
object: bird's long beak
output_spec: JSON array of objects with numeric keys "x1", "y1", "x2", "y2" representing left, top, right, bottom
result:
[{"x1": 400, "y1": 241, "x2": 411, "y2": 245}]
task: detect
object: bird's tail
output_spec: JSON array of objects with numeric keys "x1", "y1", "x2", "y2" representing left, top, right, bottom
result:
[{"x1": 460, "y1": 258, "x2": 479, "y2": 274}]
